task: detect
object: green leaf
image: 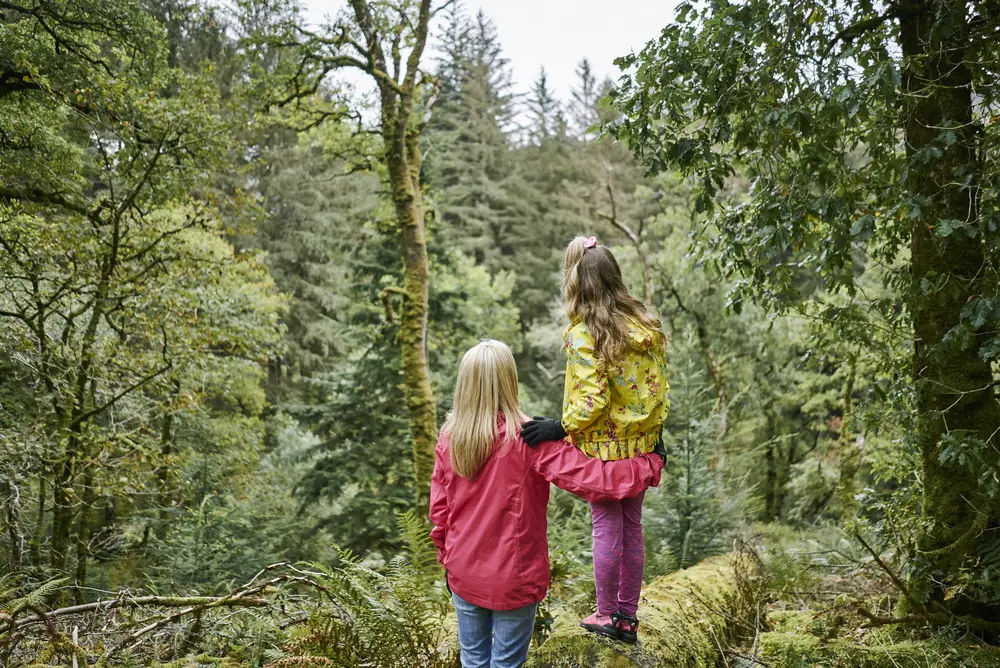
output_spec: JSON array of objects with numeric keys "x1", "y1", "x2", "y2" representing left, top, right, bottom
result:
[
  {"x1": 850, "y1": 214, "x2": 875, "y2": 240},
  {"x1": 936, "y1": 218, "x2": 977, "y2": 239},
  {"x1": 961, "y1": 298, "x2": 995, "y2": 329}
]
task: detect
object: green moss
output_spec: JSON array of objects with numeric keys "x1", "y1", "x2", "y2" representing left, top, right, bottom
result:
[
  {"x1": 767, "y1": 609, "x2": 818, "y2": 633},
  {"x1": 525, "y1": 555, "x2": 1000, "y2": 668},
  {"x1": 759, "y1": 632, "x2": 1000, "y2": 667},
  {"x1": 525, "y1": 556, "x2": 735, "y2": 668}
]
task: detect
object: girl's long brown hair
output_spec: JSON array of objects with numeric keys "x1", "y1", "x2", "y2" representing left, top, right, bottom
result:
[{"x1": 562, "y1": 236, "x2": 666, "y2": 365}]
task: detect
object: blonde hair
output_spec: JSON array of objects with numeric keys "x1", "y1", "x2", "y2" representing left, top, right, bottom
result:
[
  {"x1": 562, "y1": 236, "x2": 666, "y2": 365},
  {"x1": 442, "y1": 339, "x2": 526, "y2": 479}
]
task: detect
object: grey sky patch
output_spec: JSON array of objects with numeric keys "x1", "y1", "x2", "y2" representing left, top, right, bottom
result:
[{"x1": 303, "y1": 0, "x2": 677, "y2": 103}]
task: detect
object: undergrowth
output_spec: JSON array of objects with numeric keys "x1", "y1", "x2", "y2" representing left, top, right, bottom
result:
[
  {"x1": 264, "y1": 511, "x2": 458, "y2": 668},
  {"x1": 734, "y1": 525, "x2": 1000, "y2": 667}
]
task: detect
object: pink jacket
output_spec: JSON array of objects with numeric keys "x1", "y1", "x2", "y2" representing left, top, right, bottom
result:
[{"x1": 429, "y1": 418, "x2": 662, "y2": 611}]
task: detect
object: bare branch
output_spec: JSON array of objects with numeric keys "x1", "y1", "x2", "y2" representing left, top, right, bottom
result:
[{"x1": 535, "y1": 362, "x2": 566, "y2": 382}]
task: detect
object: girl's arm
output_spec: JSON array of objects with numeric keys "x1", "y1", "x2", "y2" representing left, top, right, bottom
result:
[
  {"x1": 562, "y1": 327, "x2": 609, "y2": 434},
  {"x1": 531, "y1": 438, "x2": 663, "y2": 502},
  {"x1": 428, "y1": 440, "x2": 450, "y2": 564}
]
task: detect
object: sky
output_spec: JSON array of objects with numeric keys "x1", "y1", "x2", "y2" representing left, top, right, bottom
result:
[{"x1": 302, "y1": 0, "x2": 678, "y2": 102}]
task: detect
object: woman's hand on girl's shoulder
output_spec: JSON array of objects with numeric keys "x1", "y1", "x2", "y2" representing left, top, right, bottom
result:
[{"x1": 519, "y1": 416, "x2": 568, "y2": 447}]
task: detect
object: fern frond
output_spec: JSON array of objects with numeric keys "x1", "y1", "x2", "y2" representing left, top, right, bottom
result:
[
  {"x1": 1, "y1": 578, "x2": 69, "y2": 615},
  {"x1": 397, "y1": 511, "x2": 441, "y2": 585}
]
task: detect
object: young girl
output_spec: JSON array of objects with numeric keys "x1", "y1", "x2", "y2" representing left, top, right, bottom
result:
[
  {"x1": 429, "y1": 339, "x2": 663, "y2": 668},
  {"x1": 521, "y1": 236, "x2": 669, "y2": 644}
]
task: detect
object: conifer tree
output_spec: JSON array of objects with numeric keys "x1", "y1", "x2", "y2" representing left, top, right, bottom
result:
[
  {"x1": 424, "y1": 9, "x2": 517, "y2": 269},
  {"x1": 526, "y1": 68, "x2": 559, "y2": 144},
  {"x1": 569, "y1": 59, "x2": 599, "y2": 140}
]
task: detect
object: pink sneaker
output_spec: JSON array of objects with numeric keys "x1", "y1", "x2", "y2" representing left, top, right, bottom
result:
[{"x1": 580, "y1": 611, "x2": 619, "y2": 639}]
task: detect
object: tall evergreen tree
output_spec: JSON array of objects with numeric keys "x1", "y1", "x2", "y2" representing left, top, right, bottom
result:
[
  {"x1": 569, "y1": 58, "x2": 599, "y2": 140},
  {"x1": 425, "y1": 9, "x2": 518, "y2": 268},
  {"x1": 526, "y1": 68, "x2": 559, "y2": 144}
]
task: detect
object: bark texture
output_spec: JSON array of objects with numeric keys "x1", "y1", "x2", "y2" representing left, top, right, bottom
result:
[{"x1": 898, "y1": 0, "x2": 1000, "y2": 610}]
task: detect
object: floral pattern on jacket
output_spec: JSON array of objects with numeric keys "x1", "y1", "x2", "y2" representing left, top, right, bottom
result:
[{"x1": 561, "y1": 319, "x2": 670, "y2": 461}]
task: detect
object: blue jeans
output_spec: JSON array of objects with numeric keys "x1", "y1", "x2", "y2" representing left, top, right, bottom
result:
[{"x1": 452, "y1": 593, "x2": 537, "y2": 668}]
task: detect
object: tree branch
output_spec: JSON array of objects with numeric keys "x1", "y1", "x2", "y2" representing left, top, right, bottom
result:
[
  {"x1": 69, "y1": 363, "x2": 172, "y2": 429},
  {"x1": 13, "y1": 594, "x2": 267, "y2": 630},
  {"x1": 535, "y1": 362, "x2": 566, "y2": 382},
  {"x1": 0, "y1": 186, "x2": 93, "y2": 219},
  {"x1": 825, "y1": 7, "x2": 899, "y2": 55}
]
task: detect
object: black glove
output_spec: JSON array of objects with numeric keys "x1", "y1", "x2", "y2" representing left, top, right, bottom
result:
[
  {"x1": 652, "y1": 436, "x2": 666, "y2": 465},
  {"x1": 445, "y1": 571, "x2": 452, "y2": 596},
  {"x1": 520, "y1": 417, "x2": 568, "y2": 447}
]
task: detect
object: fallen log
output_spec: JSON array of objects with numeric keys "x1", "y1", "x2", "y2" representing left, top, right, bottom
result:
[
  {"x1": 758, "y1": 631, "x2": 1000, "y2": 667},
  {"x1": 526, "y1": 555, "x2": 738, "y2": 668}
]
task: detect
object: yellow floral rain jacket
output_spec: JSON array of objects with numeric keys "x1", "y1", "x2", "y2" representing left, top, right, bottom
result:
[{"x1": 561, "y1": 319, "x2": 670, "y2": 461}]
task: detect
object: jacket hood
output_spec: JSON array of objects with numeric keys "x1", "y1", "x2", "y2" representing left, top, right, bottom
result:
[
  {"x1": 567, "y1": 317, "x2": 664, "y2": 353},
  {"x1": 626, "y1": 319, "x2": 662, "y2": 352}
]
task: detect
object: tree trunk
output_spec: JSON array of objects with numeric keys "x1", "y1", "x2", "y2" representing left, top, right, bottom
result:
[
  {"x1": 73, "y1": 471, "x2": 94, "y2": 604},
  {"x1": 348, "y1": 0, "x2": 438, "y2": 515},
  {"x1": 155, "y1": 381, "x2": 180, "y2": 541},
  {"x1": 764, "y1": 444, "x2": 777, "y2": 522},
  {"x1": 156, "y1": 410, "x2": 175, "y2": 540},
  {"x1": 899, "y1": 0, "x2": 1000, "y2": 610},
  {"x1": 50, "y1": 220, "x2": 113, "y2": 576},
  {"x1": 51, "y1": 408, "x2": 88, "y2": 576},
  {"x1": 6, "y1": 478, "x2": 23, "y2": 571},
  {"x1": 30, "y1": 476, "x2": 45, "y2": 571},
  {"x1": 774, "y1": 439, "x2": 796, "y2": 522},
  {"x1": 50, "y1": 403, "x2": 91, "y2": 578},
  {"x1": 386, "y1": 126, "x2": 438, "y2": 514},
  {"x1": 837, "y1": 355, "x2": 859, "y2": 513},
  {"x1": 50, "y1": 450, "x2": 76, "y2": 575}
]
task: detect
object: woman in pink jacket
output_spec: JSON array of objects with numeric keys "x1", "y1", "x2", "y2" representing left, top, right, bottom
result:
[{"x1": 429, "y1": 339, "x2": 663, "y2": 668}]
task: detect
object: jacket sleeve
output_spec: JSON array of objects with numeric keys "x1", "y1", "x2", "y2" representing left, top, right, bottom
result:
[
  {"x1": 561, "y1": 327, "x2": 609, "y2": 434},
  {"x1": 428, "y1": 440, "x2": 450, "y2": 565},
  {"x1": 532, "y1": 439, "x2": 663, "y2": 502}
]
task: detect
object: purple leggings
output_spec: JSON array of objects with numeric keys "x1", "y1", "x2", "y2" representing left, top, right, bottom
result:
[{"x1": 590, "y1": 490, "x2": 645, "y2": 617}]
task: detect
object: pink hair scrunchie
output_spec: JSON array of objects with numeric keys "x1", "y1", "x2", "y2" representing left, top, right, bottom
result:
[{"x1": 583, "y1": 236, "x2": 598, "y2": 249}]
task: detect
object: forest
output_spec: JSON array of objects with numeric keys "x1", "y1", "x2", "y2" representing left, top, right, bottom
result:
[{"x1": 1, "y1": 0, "x2": 999, "y2": 666}]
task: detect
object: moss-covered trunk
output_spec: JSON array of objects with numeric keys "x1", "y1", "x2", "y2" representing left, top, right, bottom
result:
[
  {"x1": 50, "y1": 428, "x2": 80, "y2": 575},
  {"x1": 351, "y1": 0, "x2": 438, "y2": 516},
  {"x1": 6, "y1": 478, "x2": 23, "y2": 571},
  {"x1": 386, "y1": 128, "x2": 437, "y2": 515},
  {"x1": 900, "y1": 0, "x2": 1000, "y2": 610}
]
